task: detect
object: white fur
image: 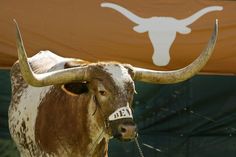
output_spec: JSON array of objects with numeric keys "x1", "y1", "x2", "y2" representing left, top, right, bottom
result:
[
  {"x1": 104, "y1": 64, "x2": 132, "y2": 90},
  {"x1": 9, "y1": 85, "x2": 52, "y2": 157}
]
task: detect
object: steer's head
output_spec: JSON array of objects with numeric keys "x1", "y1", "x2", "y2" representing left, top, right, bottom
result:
[
  {"x1": 87, "y1": 63, "x2": 137, "y2": 141},
  {"x1": 61, "y1": 62, "x2": 137, "y2": 141},
  {"x1": 14, "y1": 19, "x2": 218, "y2": 141}
]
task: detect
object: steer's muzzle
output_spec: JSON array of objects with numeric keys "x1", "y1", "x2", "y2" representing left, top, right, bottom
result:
[
  {"x1": 112, "y1": 119, "x2": 137, "y2": 141},
  {"x1": 118, "y1": 121, "x2": 137, "y2": 140}
]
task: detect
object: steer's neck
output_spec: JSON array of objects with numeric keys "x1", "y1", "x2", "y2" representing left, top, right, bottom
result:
[
  {"x1": 35, "y1": 87, "x2": 109, "y2": 157},
  {"x1": 86, "y1": 97, "x2": 110, "y2": 157}
]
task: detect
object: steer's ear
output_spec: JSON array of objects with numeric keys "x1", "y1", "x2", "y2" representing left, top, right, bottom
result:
[{"x1": 61, "y1": 82, "x2": 89, "y2": 96}]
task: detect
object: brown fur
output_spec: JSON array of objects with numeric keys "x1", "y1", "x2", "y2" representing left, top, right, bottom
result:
[{"x1": 35, "y1": 86, "x2": 91, "y2": 155}]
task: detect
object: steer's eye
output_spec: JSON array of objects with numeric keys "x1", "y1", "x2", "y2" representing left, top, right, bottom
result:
[{"x1": 99, "y1": 90, "x2": 106, "y2": 96}]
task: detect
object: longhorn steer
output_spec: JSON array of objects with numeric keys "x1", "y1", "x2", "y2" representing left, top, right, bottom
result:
[
  {"x1": 101, "y1": 2, "x2": 223, "y2": 66},
  {"x1": 9, "y1": 20, "x2": 218, "y2": 157}
]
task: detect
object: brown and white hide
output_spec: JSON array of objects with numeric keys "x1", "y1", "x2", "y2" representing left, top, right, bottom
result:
[{"x1": 9, "y1": 51, "x2": 135, "y2": 157}]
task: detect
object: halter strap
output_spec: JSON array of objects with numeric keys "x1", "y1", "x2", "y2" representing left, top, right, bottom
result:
[
  {"x1": 108, "y1": 103, "x2": 133, "y2": 121},
  {"x1": 93, "y1": 96, "x2": 133, "y2": 127}
]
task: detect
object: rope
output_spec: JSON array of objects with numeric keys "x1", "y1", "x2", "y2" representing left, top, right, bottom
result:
[
  {"x1": 135, "y1": 138, "x2": 145, "y2": 157},
  {"x1": 87, "y1": 129, "x2": 105, "y2": 157}
]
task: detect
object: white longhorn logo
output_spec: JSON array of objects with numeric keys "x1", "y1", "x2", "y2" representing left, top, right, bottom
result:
[{"x1": 101, "y1": 2, "x2": 223, "y2": 66}]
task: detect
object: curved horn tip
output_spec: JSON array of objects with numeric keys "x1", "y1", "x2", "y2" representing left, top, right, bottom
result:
[
  {"x1": 13, "y1": 19, "x2": 17, "y2": 24},
  {"x1": 13, "y1": 19, "x2": 21, "y2": 33},
  {"x1": 13, "y1": 19, "x2": 23, "y2": 42}
]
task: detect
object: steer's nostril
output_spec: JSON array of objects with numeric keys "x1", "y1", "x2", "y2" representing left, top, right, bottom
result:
[{"x1": 120, "y1": 127, "x2": 127, "y2": 133}]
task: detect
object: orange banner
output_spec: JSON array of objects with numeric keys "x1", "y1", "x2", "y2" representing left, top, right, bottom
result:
[{"x1": 0, "y1": 0, "x2": 235, "y2": 75}]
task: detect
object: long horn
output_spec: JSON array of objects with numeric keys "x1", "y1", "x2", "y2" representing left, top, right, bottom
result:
[
  {"x1": 133, "y1": 19, "x2": 218, "y2": 84},
  {"x1": 180, "y1": 6, "x2": 223, "y2": 26},
  {"x1": 101, "y1": 2, "x2": 146, "y2": 24},
  {"x1": 14, "y1": 20, "x2": 90, "y2": 87}
]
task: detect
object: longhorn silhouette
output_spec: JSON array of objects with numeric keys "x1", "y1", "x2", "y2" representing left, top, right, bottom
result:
[{"x1": 101, "y1": 2, "x2": 223, "y2": 66}]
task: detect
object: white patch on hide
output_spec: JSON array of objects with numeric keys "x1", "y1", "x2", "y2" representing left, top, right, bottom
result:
[
  {"x1": 104, "y1": 64, "x2": 132, "y2": 90},
  {"x1": 9, "y1": 85, "x2": 52, "y2": 157}
]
